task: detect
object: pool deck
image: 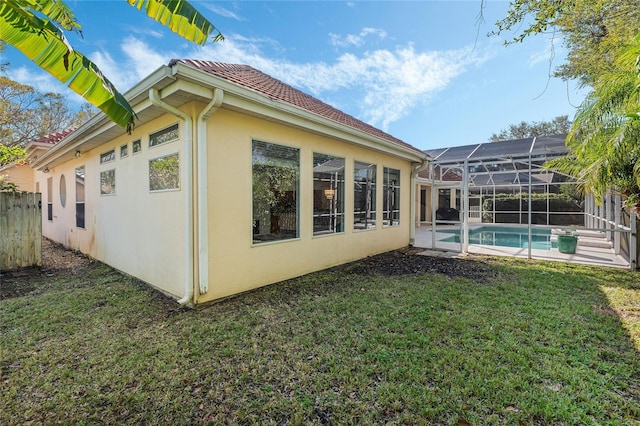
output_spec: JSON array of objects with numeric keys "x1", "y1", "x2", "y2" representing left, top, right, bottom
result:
[{"x1": 413, "y1": 225, "x2": 631, "y2": 269}]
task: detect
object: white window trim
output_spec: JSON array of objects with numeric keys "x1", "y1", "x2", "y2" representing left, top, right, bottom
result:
[{"x1": 148, "y1": 152, "x2": 181, "y2": 193}]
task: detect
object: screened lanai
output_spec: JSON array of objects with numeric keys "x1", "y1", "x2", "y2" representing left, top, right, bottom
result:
[{"x1": 414, "y1": 134, "x2": 637, "y2": 269}]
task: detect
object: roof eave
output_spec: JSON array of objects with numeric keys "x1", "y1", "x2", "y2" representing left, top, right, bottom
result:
[
  {"x1": 170, "y1": 62, "x2": 427, "y2": 163},
  {"x1": 31, "y1": 66, "x2": 176, "y2": 170}
]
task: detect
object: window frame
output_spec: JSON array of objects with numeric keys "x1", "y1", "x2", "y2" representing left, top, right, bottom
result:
[
  {"x1": 100, "y1": 169, "x2": 116, "y2": 196},
  {"x1": 353, "y1": 161, "x2": 377, "y2": 231},
  {"x1": 383, "y1": 167, "x2": 401, "y2": 227},
  {"x1": 120, "y1": 143, "x2": 129, "y2": 158},
  {"x1": 149, "y1": 153, "x2": 181, "y2": 192},
  {"x1": 251, "y1": 140, "x2": 300, "y2": 245},
  {"x1": 59, "y1": 174, "x2": 67, "y2": 208},
  {"x1": 75, "y1": 166, "x2": 85, "y2": 229},
  {"x1": 132, "y1": 139, "x2": 142, "y2": 154},
  {"x1": 149, "y1": 123, "x2": 179, "y2": 148},
  {"x1": 312, "y1": 152, "x2": 345, "y2": 236},
  {"x1": 99, "y1": 149, "x2": 115, "y2": 164},
  {"x1": 46, "y1": 177, "x2": 53, "y2": 221}
]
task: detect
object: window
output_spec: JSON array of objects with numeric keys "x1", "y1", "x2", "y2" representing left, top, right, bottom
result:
[
  {"x1": 46, "y1": 177, "x2": 53, "y2": 221},
  {"x1": 75, "y1": 166, "x2": 85, "y2": 228},
  {"x1": 100, "y1": 169, "x2": 116, "y2": 195},
  {"x1": 383, "y1": 167, "x2": 400, "y2": 227},
  {"x1": 59, "y1": 174, "x2": 67, "y2": 208},
  {"x1": 132, "y1": 139, "x2": 141, "y2": 154},
  {"x1": 100, "y1": 149, "x2": 115, "y2": 164},
  {"x1": 252, "y1": 140, "x2": 299, "y2": 243},
  {"x1": 313, "y1": 153, "x2": 345, "y2": 235},
  {"x1": 120, "y1": 144, "x2": 128, "y2": 158},
  {"x1": 149, "y1": 124, "x2": 179, "y2": 147},
  {"x1": 149, "y1": 153, "x2": 180, "y2": 191},
  {"x1": 354, "y1": 161, "x2": 376, "y2": 230}
]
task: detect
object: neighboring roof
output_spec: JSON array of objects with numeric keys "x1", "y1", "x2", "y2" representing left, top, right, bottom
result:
[
  {"x1": 1, "y1": 129, "x2": 75, "y2": 172},
  {"x1": 170, "y1": 60, "x2": 424, "y2": 156},
  {"x1": 30, "y1": 129, "x2": 75, "y2": 146}
]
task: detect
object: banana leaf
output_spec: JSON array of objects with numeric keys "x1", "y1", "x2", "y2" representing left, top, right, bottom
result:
[
  {"x1": 0, "y1": 1, "x2": 137, "y2": 131},
  {"x1": 127, "y1": 0, "x2": 224, "y2": 45}
]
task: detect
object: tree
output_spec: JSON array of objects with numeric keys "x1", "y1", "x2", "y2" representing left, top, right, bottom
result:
[
  {"x1": 545, "y1": 35, "x2": 640, "y2": 211},
  {"x1": 0, "y1": 0, "x2": 223, "y2": 132},
  {"x1": 489, "y1": 115, "x2": 571, "y2": 141},
  {"x1": 0, "y1": 144, "x2": 26, "y2": 167},
  {"x1": 0, "y1": 40, "x2": 7, "y2": 72},
  {"x1": 0, "y1": 75, "x2": 92, "y2": 147},
  {"x1": 493, "y1": 1, "x2": 640, "y2": 211},
  {"x1": 490, "y1": 0, "x2": 640, "y2": 86},
  {"x1": 0, "y1": 143, "x2": 26, "y2": 191}
]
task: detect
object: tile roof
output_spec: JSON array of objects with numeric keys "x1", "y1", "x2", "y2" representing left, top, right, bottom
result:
[
  {"x1": 31, "y1": 129, "x2": 75, "y2": 145},
  {"x1": 170, "y1": 60, "x2": 424, "y2": 156}
]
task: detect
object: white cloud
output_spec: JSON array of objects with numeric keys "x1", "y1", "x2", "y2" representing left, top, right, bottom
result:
[
  {"x1": 329, "y1": 27, "x2": 388, "y2": 48},
  {"x1": 102, "y1": 35, "x2": 489, "y2": 131},
  {"x1": 202, "y1": 4, "x2": 244, "y2": 21},
  {"x1": 7, "y1": 67, "x2": 72, "y2": 98},
  {"x1": 90, "y1": 37, "x2": 175, "y2": 91},
  {"x1": 5, "y1": 33, "x2": 494, "y2": 133},
  {"x1": 528, "y1": 35, "x2": 565, "y2": 69},
  {"x1": 195, "y1": 37, "x2": 493, "y2": 130},
  {"x1": 127, "y1": 27, "x2": 164, "y2": 39}
]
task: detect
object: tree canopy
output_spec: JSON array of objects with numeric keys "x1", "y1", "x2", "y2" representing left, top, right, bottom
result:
[
  {"x1": 546, "y1": 35, "x2": 640, "y2": 210},
  {"x1": 493, "y1": 1, "x2": 640, "y2": 210},
  {"x1": 491, "y1": 0, "x2": 640, "y2": 86},
  {"x1": 0, "y1": 0, "x2": 223, "y2": 132},
  {"x1": 489, "y1": 115, "x2": 571, "y2": 142},
  {"x1": 0, "y1": 75, "x2": 94, "y2": 147}
]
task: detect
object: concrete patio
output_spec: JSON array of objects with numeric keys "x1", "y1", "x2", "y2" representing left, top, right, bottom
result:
[{"x1": 413, "y1": 225, "x2": 631, "y2": 269}]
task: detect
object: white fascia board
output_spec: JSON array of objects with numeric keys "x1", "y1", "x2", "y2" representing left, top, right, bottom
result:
[
  {"x1": 31, "y1": 66, "x2": 175, "y2": 170},
  {"x1": 171, "y1": 62, "x2": 426, "y2": 163}
]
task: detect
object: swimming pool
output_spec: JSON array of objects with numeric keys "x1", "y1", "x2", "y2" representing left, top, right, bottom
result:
[{"x1": 440, "y1": 226, "x2": 557, "y2": 250}]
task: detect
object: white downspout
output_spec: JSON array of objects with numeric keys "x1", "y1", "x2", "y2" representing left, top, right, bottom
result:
[
  {"x1": 197, "y1": 88, "x2": 224, "y2": 295},
  {"x1": 149, "y1": 88, "x2": 194, "y2": 306},
  {"x1": 410, "y1": 156, "x2": 430, "y2": 246}
]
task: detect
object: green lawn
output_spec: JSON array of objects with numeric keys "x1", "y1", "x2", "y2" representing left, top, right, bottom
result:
[{"x1": 2, "y1": 253, "x2": 640, "y2": 425}]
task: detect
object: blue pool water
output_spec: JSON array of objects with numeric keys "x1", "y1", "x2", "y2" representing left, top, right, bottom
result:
[{"x1": 440, "y1": 226, "x2": 557, "y2": 250}]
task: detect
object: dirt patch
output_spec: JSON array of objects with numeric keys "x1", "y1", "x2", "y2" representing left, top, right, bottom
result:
[
  {"x1": 1, "y1": 238, "x2": 94, "y2": 300},
  {"x1": 338, "y1": 246, "x2": 498, "y2": 283},
  {"x1": 2, "y1": 241, "x2": 496, "y2": 301}
]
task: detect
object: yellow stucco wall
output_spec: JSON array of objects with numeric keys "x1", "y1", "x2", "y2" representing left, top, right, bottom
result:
[
  {"x1": 36, "y1": 114, "x2": 187, "y2": 298},
  {"x1": 2, "y1": 164, "x2": 34, "y2": 192},
  {"x1": 34, "y1": 101, "x2": 418, "y2": 303},
  {"x1": 199, "y1": 109, "x2": 414, "y2": 302}
]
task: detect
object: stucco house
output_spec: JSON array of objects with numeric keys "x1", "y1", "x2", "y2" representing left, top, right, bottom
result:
[
  {"x1": 0, "y1": 130, "x2": 73, "y2": 192},
  {"x1": 30, "y1": 60, "x2": 429, "y2": 305}
]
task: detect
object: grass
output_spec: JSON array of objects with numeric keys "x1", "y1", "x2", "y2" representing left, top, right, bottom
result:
[{"x1": 1, "y1": 255, "x2": 640, "y2": 425}]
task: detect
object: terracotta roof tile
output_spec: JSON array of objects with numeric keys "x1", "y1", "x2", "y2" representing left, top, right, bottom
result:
[
  {"x1": 170, "y1": 60, "x2": 423, "y2": 156},
  {"x1": 32, "y1": 129, "x2": 75, "y2": 145}
]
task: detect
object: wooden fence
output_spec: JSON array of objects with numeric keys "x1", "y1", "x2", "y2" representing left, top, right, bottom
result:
[{"x1": 0, "y1": 192, "x2": 42, "y2": 271}]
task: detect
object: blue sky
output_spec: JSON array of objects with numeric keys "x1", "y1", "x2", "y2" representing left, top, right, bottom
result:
[{"x1": 1, "y1": 1, "x2": 588, "y2": 150}]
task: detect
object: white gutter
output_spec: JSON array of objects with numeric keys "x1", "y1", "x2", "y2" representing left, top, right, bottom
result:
[
  {"x1": 149, "y1": 88, "x2": 195, "y2": 306},
  {"x1": 410, "y1": 156, "x2": 430, "y2": 246},
  {"x1": 196, "y1": 88, "x2": 224, "y2": 295},
  {"x1": 32, "y1": 66, "x2": 175, "y2": 170}
]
